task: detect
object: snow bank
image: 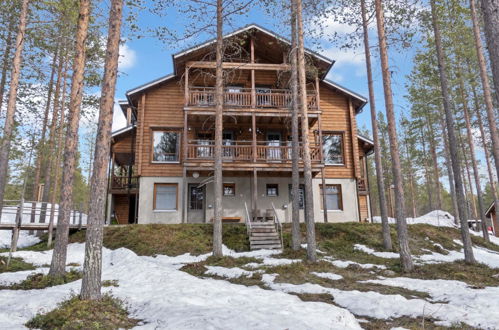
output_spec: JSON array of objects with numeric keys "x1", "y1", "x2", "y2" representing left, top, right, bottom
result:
[
  {"x1": 372, "y1": 210, "x2": 456, "y2": 228},
  {"x1": 323, "y1": 256, "x2": 387, "y2": 270},
  {"x1": 0, "y1": 230, "x2": 41, "y2": 249},
  {"x1": 205, "y1": 266, "x2": 253, "y2": 279},
  {"x1": 0, "y1": 244, "x2": 361, "y2": 329},
  {"x1": 354, "y1": 244, "x2": 399, "y2": 259},
  {"x1": 311, "y1": 272, "x2": 343, "y2": 281}
]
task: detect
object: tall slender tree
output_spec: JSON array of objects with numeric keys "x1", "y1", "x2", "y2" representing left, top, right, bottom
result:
[
  {"x1": 374, "y1": 0, "x2": 413, "y2": 271},
  {"x1": 360, "y1": 0, "x2": 392, "y2": 251},
  {"x1": 49, "y1": 0, "x2": 91, "y2": 276},
  {"x1": 212, "y1": 0, "x2": 224, "y2": 257},
  {"x1": 294, "y1": 0, "x2": 317, "y2": 262},
  {"x1": 290, "y1": 0, "x2": 301, "y2": 251},
  {"x1": 81, "y1": 0, "x2": 124, "y2": 300},
  {"x1": 0, "y1": 0, "x2": 30, "y2": 216},
  {"x1": 429, "y1": 0, "x2": 475, "y2": 263}
]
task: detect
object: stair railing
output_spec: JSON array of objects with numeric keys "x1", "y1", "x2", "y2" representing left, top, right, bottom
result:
[
  {"x1": 271, "y1": 202, "x2": 284, "y2": 249},
  {"x1": 244, "y1": 201, "x2": 252, "y2": 235}
]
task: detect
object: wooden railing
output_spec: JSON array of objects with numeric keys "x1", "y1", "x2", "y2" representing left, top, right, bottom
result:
[
  {"x1": 358, "y1": 178, "x2": 368, "y2": 192},
  {"x1": 186, "y1": 140, "x2": 321, "y2": 163},
  {"x1": 111, "y1": 175, "x2": 139, "y2": 190},
  {"x1": 187, "y1": 87, "x2": 318, "y2": 110}
]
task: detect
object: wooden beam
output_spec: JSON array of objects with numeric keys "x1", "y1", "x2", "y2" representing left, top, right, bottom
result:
[
  {"x1": 253, "y1": 168, "x2": 258, "y2": 218},
  {"x1": 137, "y1": 94, "x2": 146, "y2": 175},
  {"x1": 186, "y1": 61, "x2": 291, "y2": 71},
  {"x1": 348, "y1": 98, "x2": 360, "y2": 179},
  {"x1": 252, "y1": 113, "x2": 257, "y2": 162},
  {"x1": 184, "y1": 66, "x2": 189, "y2": 106},
  {"x1": 321, "y1": 168, "x2": 328, "y2": 223}
]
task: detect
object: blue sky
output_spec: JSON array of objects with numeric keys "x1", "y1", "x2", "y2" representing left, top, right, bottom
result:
[{"x1": 112, "y1": 3, "x2": 418, "y2": 133}]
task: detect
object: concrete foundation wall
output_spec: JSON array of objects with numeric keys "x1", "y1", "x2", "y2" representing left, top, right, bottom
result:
[{"x1": 137, "y1": 176, "x2": 360, "y2": 224}]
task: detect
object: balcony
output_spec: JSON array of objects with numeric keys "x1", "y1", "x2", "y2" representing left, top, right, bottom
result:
[
  {"x1": 110, "y1": 175, "x2": 139, "y2": 192},
  {"x1": 185, "y1": 140, "x2": 322, "y2": 163},
  {"x1": 186, "y1": 87, "x2": 318, "y2": 110}
]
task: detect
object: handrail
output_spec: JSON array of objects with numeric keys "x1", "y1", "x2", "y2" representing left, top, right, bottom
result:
[
  {"x1": 271, "y1": 202, "x2": 284, "y2": 250},
  {"x1": 244, "y1": 201, "x2": 252, "y2": 235}
]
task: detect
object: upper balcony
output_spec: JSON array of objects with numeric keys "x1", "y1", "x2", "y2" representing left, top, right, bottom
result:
[{"x1": 186, "y1": 87, "x2": 318, "y2": 111}]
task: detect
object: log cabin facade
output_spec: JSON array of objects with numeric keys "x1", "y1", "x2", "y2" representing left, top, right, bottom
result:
[{"x1": 107, "y1": 25, "x2": 374, "y2": 225}]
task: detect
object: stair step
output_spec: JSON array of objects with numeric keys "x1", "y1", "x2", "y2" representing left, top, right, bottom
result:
[
  {"x1": 251, "y1": 232, "x2": 279, "y2": 237},
  {"x1": 251, "y1": 224, "x2": 275, "y2": 228},
  {"x1": 250, "y1": 244, "x2": 282, "y2": 250},
  {"x1": 251, "y1": 228, "x2": 276, "y2": 233},
  {"x1": 250, "y1": 236, "x2": 280, "y2": 241}
]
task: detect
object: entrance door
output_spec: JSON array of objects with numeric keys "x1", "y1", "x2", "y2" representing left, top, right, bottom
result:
[
  {"x1": 187, "y1": 184, "x2": 205, "y2": 223},
  {"x1": 267, "y1": 132, "x2": 281, "y2": 161}
]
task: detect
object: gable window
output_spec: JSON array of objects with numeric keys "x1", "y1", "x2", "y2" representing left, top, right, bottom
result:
[
  {"x1": 152, "y1": 131, "x2": 180, "y2": 162},
  {"x1": 321, "y1": 184, "x2": 343, "y2": 210},
  {"x1": 154, "y1": 183, "x2": 178, "y2": 210},
  {"x1": 323, "y1": 133, "x2": 344, "y2": 165},
  {"x1": 288, "y1": 184, "x2": 305, "y2": 209},
  {"x1": 266, "y1": 184, "x2": 279, "y2": 197},
  {"x1": 223, "y1": 183, "x2": 235, "y2": 196}
]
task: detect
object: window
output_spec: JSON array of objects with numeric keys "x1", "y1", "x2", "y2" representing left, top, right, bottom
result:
[
  {"x1": 266, "y1": 184, "x2": 279, "y2": 197},
  {"x1": 223, "y1": 183, "x2": 235, "y2": 196},
  {"x1": 321, "y1": 184, "x2": 343, "y2": 210},
  {"x1": 323, "y1": 133, "x2": 344, "y2": 165},
  {"x1": 288, "y1": 184, "x2": 305, "y2": 209},
  {"x1": 154, "y1": 183, "x2": 178, "y2": 210},
  {"x1": 152, "y1": 131, "x2": 180, "y2": 162},
  {"x1": 189, "y1": 185, "x2": 204, "y2": 210}
]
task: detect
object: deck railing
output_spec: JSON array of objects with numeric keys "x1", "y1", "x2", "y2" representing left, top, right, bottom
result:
[
  {"x1": 110, "y1": 175, "x2": 139, "y2": 190},
  {"x1": 185, "y1": 140, "x2": 322, "y2": 163},
  {"x1": 187, "y1": 87, "x2": 317, "y2": 110}
]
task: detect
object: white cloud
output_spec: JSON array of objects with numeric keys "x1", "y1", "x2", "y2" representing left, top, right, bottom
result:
[
  {"x1": 112, "y1": 103, "x2": 127, "y2": 130},
  {"x1": 119, "y1": 43, "x2": 137, "y2": 70},
  {"x1": 322, "y1": 47, "x2": 364, "y2": 68},
  {"x1": 328, "y1": 72, "x2": 344, "y2": 82}
]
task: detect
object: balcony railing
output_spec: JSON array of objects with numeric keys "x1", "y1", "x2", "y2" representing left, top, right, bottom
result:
[
  {"x1": 111, "y1": 175, "x2": 139, "y2": 190},
  {"x1": 187, "y1": 87, "x2": 318, "y2": 110},
  {"x1": 185, "y1": 140, "x2": 322, "y2": 163},
  {"x1": 358, "y1": 178, "x2": 368, "y2": 192}
]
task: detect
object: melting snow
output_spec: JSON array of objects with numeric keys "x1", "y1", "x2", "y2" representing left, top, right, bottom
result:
[
  {"x1": 354, "y1": 244, "x2": 399, "y2": 259},
  {"x1": 205, "y1": 266, "x2": 253, "y2": 279},
  {"x1": 372, "y1": 210, "x2": 456, "y2": 228},
  {"x1": 311, "y1": 272, "x2": 343, "y2": 281}
]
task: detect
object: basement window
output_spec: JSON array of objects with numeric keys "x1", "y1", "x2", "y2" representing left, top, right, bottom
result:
[
  {"x1": 154, "y1": 183, "x2": 178, "y2": 211},
  {"x1": 266, "y1": 184, "x2": 279, "y2": 197},
  {"x1": 320, "y1": 184, "x2": 343, "y2": 211},
  {"x1": 223, "y1": 183, "x2": 235, "y2": 196}
]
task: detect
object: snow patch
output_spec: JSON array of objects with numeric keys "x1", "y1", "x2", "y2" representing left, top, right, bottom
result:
[
  {"x1": 354, "y1": 244, "x2": 399, "y2": 259},
  {"x1": 372, "y1": 210, "x2": 456, "y2": 228},
  {"x1": 205, "y1": 266, "x2": 253, "y2": 279},
  {"x1": 311, "y1": 272, "x2": 343, "y2": 281}
]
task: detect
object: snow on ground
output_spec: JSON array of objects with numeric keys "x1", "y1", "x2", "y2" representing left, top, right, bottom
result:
[
  {"x1": 372, "y1": 210, "x2": 456, "y2": 227},
  {"x1": 0, "y1": 244, "x2": 361, "y2": 329},
  {"x1": 354, "y1": 244, "x2": 399, "y2": 259},
  {"x1": 323, "y1": 256, "x2": 387, "y2": 270},
  {"x1": 0, "y1": 230, "x2": 41, "y2": 249},
  {"x1": 364, "y1": 276, "x2": 499, "y2": 328},
  {"x1": 311, "y1": 272, "x2": 343, "y2": 281},
  {"x1": 205, "y1": 266, "x2": 254, "y2": 279}
]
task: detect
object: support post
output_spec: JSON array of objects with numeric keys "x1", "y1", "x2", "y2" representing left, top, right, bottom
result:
[
  {"x1": 321, "y1": 168, "x2": 328, "y2": 223},
  {"x1": 184, "y1": 66, "x2": 189, "y2": 106},
  {"x1": 252, "y1": 113, "x2": 257, "y2": 162},
  {"x1": 182, "y1": 167, "x2": 187, "y2": 224},
  {"x1": 250, "y1": 38, "x2": 256, "y2": 108},
  {"x1": 183, "y1": 112, "x2": 188, "y2": 161},
  {"x1": 253, "y1": 168, "x2": 258, "y2": 219}
]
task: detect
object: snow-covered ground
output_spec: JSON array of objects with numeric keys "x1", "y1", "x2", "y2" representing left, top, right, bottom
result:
[
  {"x1": 0, "y1": 202, "x2": 87, "y2": 225},
  {"x1": 372, "y1": 210, "x2": 457, "y2": 227},
  {"x1": 0, "y1": 230, "x2": 41, "y2": 249}
]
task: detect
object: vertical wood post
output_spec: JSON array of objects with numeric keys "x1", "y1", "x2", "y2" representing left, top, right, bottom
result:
[
  {"x1": 252, "y1": 168, "x2": 258, "y2": 219},
  {"x1": 348, "y1": 99, "x2": 360, "y2": 179},
  {"x1": 252, "y1": 113, "x2": 257, "y2": 162},
  {"x1": 184, "y1": 66, "x2": 189, "y2": 106},
  {"x1": 250, "y1": 38, "x2": 256, "y2": 108},
  {"x1": 183, "y1": 112, "x2": 188, "y2": 161}
]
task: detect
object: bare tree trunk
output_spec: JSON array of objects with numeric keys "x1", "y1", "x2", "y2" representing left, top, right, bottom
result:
[
  {"x1": 0, "y1": 22, "x2": 15, "y2": 113},
  {"x1": 420, "y1": 127, "x2": 434, "y2": 212},
  {"x1": 438, "y1": 111, "x2": 459, "y2": 224},
  {"x1": 294, "y1": 0, "x2": 316, "y2": 262},
  {"x1": 361, "y1": 0, "x2": 392, "y2": 250},
  {"x1": 425, "y1": 114, "x2": 442, "y2": 210},
  {"x1": 81, "y1": 0, "x2": 123, "y2": 300},
  {"x1": 472, "y1": 0, "x2": 499, "y2": 220},
  {"x1": 480, "y1": 0, "x2": 499, "y2": 106},
  {"x1": 459, "y1": 131, "x2": 478, "y2": 220},
  {"x1": 40, "y1": 48, "x2": 65, "y2": 224},
  {"x1": 469, "y1": 68, "x2": 499, "y2": 232},
  {"x1": 212, "y1": 0, "x2": 224, "y2": 257},
  {"x1": 430, "y1": 0, "x2": 475, "y2": 263},
  {"x1": 48, "y1": 60, "x2": 69, "y2": 247},
  {"x1": 0, "y1": 0, "x2": 30, "y2": 215},
  {"x1": 32, "y1": 46, "x2": 59, "y2": 207},
  {"x1": 458, "y1": 72, "x2": 489, "y2": 240},
  {"x1": 374, "y1": 0, "x2": 413, "y2": 271},
  {"x1": 49, "y1": 0, "x2": 91, "y2": 276},
  {"x1": 290, "y1": 1, "x2": 301, "y2": 251}
]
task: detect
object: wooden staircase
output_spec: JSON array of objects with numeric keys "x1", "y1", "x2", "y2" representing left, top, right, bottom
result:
[{"x1": 249, "y1": 222, "x2": 282, "y2": 250}]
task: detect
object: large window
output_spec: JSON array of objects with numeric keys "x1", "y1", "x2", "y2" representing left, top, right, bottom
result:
[
  {"x1": 321, "y1": 184, "x2": 343, "y2": 210},
  {"x1": 154, "y1": 183, "x2": 178, "y2": 210},
  {"x1": 323, "y1": 133, "x2": 344, "y2": 165},
  {"x1": 288, "y1": 184, "x2": 305, "y2": 209},
  {"x1": 152, "y1": 131, "x2": 180, "y2": 162}
]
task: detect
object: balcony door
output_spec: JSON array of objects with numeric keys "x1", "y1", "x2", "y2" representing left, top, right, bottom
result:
[
  {"x1": 223, "y1": 131, "x2": 235, "y2": 159},
  {"x1": 267, "y1": 132, "x2": 282, "y2": 161},
  {"x1": 197, "y1": 133, "x2": 212, "y2": 158},
  {"x1": 187, "y1": 184, "x2": 205, "y2": 223}
]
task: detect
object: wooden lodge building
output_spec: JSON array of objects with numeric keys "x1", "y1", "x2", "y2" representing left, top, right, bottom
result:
[{"x1": 107, "y1": 24, "x2": 374, "y2": 226}]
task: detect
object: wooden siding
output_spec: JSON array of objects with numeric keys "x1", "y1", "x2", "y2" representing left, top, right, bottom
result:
[
  {"x1": 319, "y1": 85, "x2": 356, "y2": 179},
  {"x1": 114, "y1": 195, "x2": 129, "y2": 224},
  {"x1": 112, "y1": 135, "x2": 134, "y2": 154}
]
